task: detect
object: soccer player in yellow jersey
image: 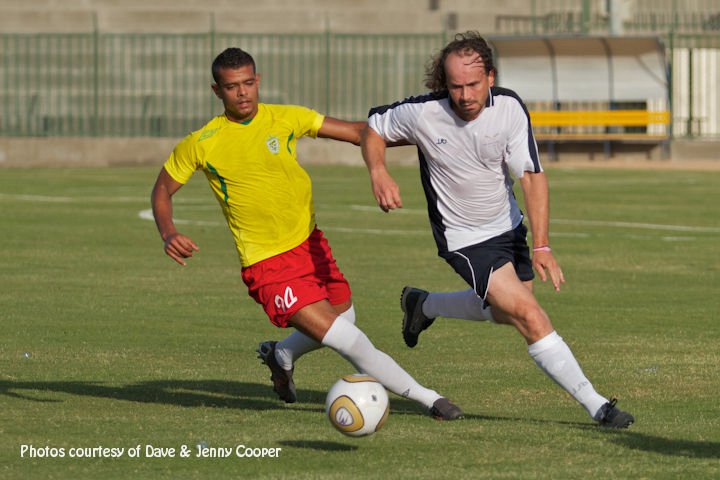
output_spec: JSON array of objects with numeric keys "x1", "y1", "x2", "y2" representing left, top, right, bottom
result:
[{"x1": 151, "y1": 48, "x2": 462, "y2": 420}]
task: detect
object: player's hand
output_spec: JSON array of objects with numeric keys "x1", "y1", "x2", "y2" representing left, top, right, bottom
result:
[
  {"x1": 532, "y1": 250, "x2": 564, "y2": 291},
  {"x1": 370, "y1": 169, "x2": 403, "y2": 212},
  {"x1": 163, "y1": 232, "x2": 200, "y2": 266}
]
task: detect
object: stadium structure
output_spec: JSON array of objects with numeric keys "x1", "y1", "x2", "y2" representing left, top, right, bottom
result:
[{"x1": 0, "y1": 0, "x2": 718, "y2": 165}]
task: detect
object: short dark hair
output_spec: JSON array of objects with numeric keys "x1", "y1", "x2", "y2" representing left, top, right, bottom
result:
[
  {"x1": 424, "y1": 31, "x2": 495, "y2": 95},
  {"x1": 211, "y1": 48, "x2": 256, "y2": 83}
]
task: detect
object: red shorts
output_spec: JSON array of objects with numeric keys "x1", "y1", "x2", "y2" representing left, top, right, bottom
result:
[{"x1": 241, "y1": 228, "x2": 352, "y2": 328}]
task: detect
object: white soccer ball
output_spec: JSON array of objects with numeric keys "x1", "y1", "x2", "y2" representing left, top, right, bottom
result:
[{"x1": 325, "y1": 374, "x2": 389, "y2": 437}]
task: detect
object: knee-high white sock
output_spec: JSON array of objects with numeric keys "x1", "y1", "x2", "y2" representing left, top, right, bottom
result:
[
  {"x1": 321, "y1": 315, "x2": 442, "y2": 408},
  {"x1": 422, "y1": 289, "x2": 494, "y2": 322},
  {"x1": 275, "y1": 305, "x2": 356, "y2": 370},
  {"x1": 528, "y1": 331, "x2": 608, "y2": 419}
]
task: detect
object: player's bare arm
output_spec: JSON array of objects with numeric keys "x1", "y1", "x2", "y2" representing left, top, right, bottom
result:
[
  {"x1": 360, "y1": 125, "x2": 403, "y2": 212},
  {"x1": 519, "y1": 171, "x2": 564, "y2": 291},
  {"x1": 317, "y1": 117, "x2": 365, "y2": 145},
  {"x1": 151, "y1": 167, "x2": 200, "y2": 266}
]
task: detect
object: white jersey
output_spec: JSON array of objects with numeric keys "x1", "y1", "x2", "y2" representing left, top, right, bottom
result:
[{"x1": 368, "y1": 87, "x2": 542, "y2": 254}]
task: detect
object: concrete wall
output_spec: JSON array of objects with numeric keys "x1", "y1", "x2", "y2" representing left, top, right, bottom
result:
[
  {"x1": 0, "y1": 0, "x2": 515, "y2": 34},
  {"x1": 0, "y1": 136, "x2": 417, "y2": 168},
  {"x1": 1, "y1": 136, "x2": 717, "y2": 169}
]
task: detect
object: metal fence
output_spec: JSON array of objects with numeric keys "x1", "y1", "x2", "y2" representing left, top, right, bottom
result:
[
  {"x1": 0, "y1": 32, "x2": 444, "y2": 138},
  {"x1": 497, "y1": 0, "x2": 720, "y2": 35},
  {"x1": 1, "y1": 30, "x2": 718, "y2": 139}
]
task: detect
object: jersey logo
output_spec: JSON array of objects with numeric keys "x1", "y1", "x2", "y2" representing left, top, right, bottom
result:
[
  {"x1": 435, "y1": 138, "x2": 448, "y2": 145},
  {"x1": 274, "y1": 286, "x2": 298, "y2": 313},
  {"x1": 198, "y1": 128, "x2": 218, "y2": 142},
  {"x1": 266, "y1": 136, "x2": 280, "y2": 154}
]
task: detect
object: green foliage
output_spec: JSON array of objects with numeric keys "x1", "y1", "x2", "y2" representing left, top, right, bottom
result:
[{"x1": 1, "y1": 164, "x2": 718, "y2": 479}]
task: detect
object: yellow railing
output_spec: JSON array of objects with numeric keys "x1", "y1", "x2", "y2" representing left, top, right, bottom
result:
[
  {"x1": 530, "y1": 108, "x2": 671, "y2": 159},
  {"x1": 530, "y1": 110, "x2": 671, "y2": 127}
]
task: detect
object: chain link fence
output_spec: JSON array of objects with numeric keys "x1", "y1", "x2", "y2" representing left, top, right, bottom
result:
[{"x1": 1, "y1": 27, "x2": 718, "y2": 139}]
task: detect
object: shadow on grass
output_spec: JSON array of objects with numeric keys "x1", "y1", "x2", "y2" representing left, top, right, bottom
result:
[
  {"x1": 607, "y1": 431, "x2": 720, "y2": 459},
  {"x1": 0, "y1": 379, "x2": 306, "y2": 411},
  {"x1": 278, "y1": 440, "x2": 358, "y2": 452},
  {"x1": 0, "y1": 379, "x2": 439, "y2": 419},
  {"x1": 0, "y1": 379, "x2": 613, "y2": 426},
  {"x1": 0, "y1": 378, "x2": 588, "y2": 427},
  {"x1": 571, "y1": 425, "x2": 720, "y2": 459},
  {"x1": 7, "y1": 379, "x2": 716, "y2": 458}
]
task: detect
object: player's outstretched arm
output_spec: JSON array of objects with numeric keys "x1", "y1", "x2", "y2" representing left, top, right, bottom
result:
[
  {"x1": 151, "y1": 167, "x2": 199, "y2": 266},
  {"x1": 317, "y1": 117, "x2": 366, "y2": 145},
  {"x1": 519, "y1": 171, "x2": 564, "y2": 291},
  {"x1": 360, "y1": 125, "x2": 402, "y2": 212}
]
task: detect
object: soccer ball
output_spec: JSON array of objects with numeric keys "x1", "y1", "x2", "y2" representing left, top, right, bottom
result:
[{"x1": 325, "y1": 374, "x2": 389, "y2": 437}]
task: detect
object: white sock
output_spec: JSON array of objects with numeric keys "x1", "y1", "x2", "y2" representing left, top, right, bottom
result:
[
  {"x1": 422, "y1": 289, "x2": 494, "y2": 322},
  {"x1": 337, "y1": 304, "x2": 356, "y2": 324},
  {"x1": 321, "y1": 315, "x2": 442, "y2": 408},
  {"x1": 528, "y1": 331, "x2": 608, "y2": 419},
  {"x1": 275, "y1": 305, "x2": 356, "y2": 370}
]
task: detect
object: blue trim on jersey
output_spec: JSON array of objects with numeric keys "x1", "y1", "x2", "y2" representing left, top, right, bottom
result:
[
  {"x1": 417, "y1": 147, "x2": 449, "y2": 255},
  {"x1": 489, "y1": 86, "x2": 541, "y2": 173},
  {"x1": 368, "y1": 92, "x2": 445, "y2": 117},
  {"x1": 485, "y1": 87, "x2": 494, "y2": 107},
  {"x1": 369, "y1": 93, "x2": 449, "y2": 254}
]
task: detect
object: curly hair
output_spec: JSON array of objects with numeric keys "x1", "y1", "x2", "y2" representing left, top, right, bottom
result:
[
  {"x1": 424, "y1": 31, "x2": 495, "y2": 95},
  {"x1": 212, "y1": 48, "x2": 256, "y2": 83}
]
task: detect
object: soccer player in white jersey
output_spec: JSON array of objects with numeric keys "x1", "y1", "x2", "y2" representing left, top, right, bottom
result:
[
  {"x1": 151, "y1": 48, "x2": 462, "y2": 421},
  {"x1": 361, "y1": 32, "x2": 634, "y2": 428}
]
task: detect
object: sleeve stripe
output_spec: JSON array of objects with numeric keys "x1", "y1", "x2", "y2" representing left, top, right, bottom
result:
[
  {"x1": 491, "y1": 87, "x2": 542, "y2": 172},
  {"x1": 368, "y1": 92, "x2": 442, "y2": 118}
]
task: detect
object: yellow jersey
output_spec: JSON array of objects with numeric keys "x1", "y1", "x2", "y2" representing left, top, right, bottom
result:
[{"x1": 163, "y1": 104, "x2": 325, "y2": 267}]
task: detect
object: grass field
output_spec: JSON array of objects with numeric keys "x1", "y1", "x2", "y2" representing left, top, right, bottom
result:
[{"x1": 1, "y1": 163, "x2": 719, "y2": 479}]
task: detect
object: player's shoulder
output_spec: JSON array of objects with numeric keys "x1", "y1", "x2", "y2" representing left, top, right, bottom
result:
[
  {"x1": 490, "y1": 87, "x2": 528, "y2": 109},
  {"x1": 262, "y1": 103, "x2": 318, "y2": 119},
  {"x1": 260, "y1": 104, "x2": 323, "y2": 132},
  {"x1": 369, "y1": 92, "x2": 444, "y2": 117},
  {"x1": 261, "y1": 104, "x2": 324, "y2": 135},
  {"x1": 183, "y1": 115, "x2": 226, "y2": 143},
  {"x1": 489, "y1": 87, "x2": 532, "y2": 120},
  {"x1": 173, "y1": 115, "x2": 225, "y2": 156}
]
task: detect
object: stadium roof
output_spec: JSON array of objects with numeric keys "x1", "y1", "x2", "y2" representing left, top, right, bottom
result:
[{"x1": 488, "y1": 36, "x2": 669, "y2": 103}]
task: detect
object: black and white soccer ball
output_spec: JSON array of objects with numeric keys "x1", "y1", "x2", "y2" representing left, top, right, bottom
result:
[{"x1": 325, "y1": 374, "x2": 389, "y2": 437}]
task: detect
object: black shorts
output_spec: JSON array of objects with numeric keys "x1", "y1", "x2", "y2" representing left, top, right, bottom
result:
[{"x1": 440, "y1": 223, "x2": 534, "y2": 303}]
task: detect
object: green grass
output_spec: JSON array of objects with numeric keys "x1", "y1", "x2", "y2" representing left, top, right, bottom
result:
[{"x1": 1, "y1": 163, "x2": 718, "y2": 479}]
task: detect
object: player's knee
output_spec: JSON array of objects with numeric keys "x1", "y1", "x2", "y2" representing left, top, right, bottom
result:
[
  {"x1": 520, "y1": 306, "x2": 552, "y2": 339},
  {"x1": 508, "y1": 300, "x2": 546, "y2": 327}
]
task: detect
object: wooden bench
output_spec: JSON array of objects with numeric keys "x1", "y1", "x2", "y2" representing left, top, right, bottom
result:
[{"x1": 530, "y1": 110, "x2": 671, "y2": 160}]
